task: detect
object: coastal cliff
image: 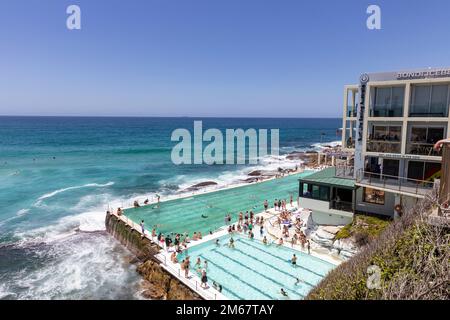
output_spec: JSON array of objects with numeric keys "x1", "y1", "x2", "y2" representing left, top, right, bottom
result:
[{"x1": 105, "y1": 213, "x2": 201, "y2": 300}]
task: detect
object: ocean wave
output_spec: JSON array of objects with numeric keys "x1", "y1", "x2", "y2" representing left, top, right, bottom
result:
[
  {"x1": 0, "y1": 232, "x2": 140, "y2": 300},
  {"x1": 34, "y1": 182, "x2": 114, "y2": 206},
  {"x1": 310, "y1": 140, "x2": 342, "y2": 150}
]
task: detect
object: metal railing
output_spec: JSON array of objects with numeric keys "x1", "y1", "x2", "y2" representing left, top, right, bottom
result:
[
  {"x1": 335, "y1": 165, "x2": 355, "y2": 179},
  {"x1": 330, "y1": 200, "x2": 353, "y2": 212},
  {"x1": 407, "y1": 143, "x2": 442, "y2": 157},
  {"x1": 355, "y1": 169, "x2": 435, "y2": 196},
  {"x1": 159, "y1": 254, "x2": 219, "y2": 300},
  {"x1": 366, "y1": 140, "x2": 401, "y2": 153}
]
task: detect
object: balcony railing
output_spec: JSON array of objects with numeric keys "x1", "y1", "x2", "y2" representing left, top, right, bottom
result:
[
  {"x1": 356, "y1": 169, "x2": 436, "y2": 196},
  {"x1": 370, "y1": 108, "x2": 404, "y2": 117},
  {"x1": 330, "y1": 200, "x2": 353, "y2": 212},
  {"x1": 407, "y1": 143, "x2": 442, "y2": 157},
  {"x1": 335, "y1": 165, "x2": 354, "y2": 179},
  {"x1": 366, "y1": 140, "x2": 401, "y2": 153}
]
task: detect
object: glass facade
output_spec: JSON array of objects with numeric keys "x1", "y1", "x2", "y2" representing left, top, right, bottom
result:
[
  {"x1": 407, "y1": 125, "x2": 445, "y2": 156},
  {"x1": 407, "y1": 161, "x2": 441, "y2": 181},
  {"x1": 370, "y1": 86, "x2": 405, "y2": 117},
  {"x1": 410, "y1": 84, "x2": 450, "y2": 117},
  {"x1": 367, "y1": 124, "x2": 402, "y2": 153}
]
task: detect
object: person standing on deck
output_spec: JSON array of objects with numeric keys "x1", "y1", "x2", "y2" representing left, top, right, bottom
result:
[
  {"x1": 290, "y1": 195, "x2": 293, "y2": 207},
  {"x1": 140, "y1": 220, "x2": 145, "y2": 238},
  {"x1": 274, "y1": 199, "x2": 278, "y2": 211},
  {"x1": 264, "y1": 200, "x2": 268, "y2": 212}
]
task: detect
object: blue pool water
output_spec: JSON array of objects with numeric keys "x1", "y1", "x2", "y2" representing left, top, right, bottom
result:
[{"x1": 178, "y1": 234, "x2": 335, "y2": 300}]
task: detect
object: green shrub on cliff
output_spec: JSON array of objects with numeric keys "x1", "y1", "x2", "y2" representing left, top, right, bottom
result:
[{"x1": 307, "y1": 198, "x2": 450, "y2": 300}]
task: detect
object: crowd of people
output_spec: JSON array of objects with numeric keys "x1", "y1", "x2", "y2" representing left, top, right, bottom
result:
[{"x1": 110, "y1": 193, "x2": 313, "y2": 297}]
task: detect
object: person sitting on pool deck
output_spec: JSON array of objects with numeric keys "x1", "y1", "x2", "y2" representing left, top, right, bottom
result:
[
  {"x1": 263, "y1": 236, "x2": 268, "y2": 245},
  {"x1": 192, "y1": 232, "x2": 198, "y2": 241},
  {"x1": 213, "y1": 281, "x2": 222, "y2": 293},
  {"x1": 170, "y1": 252, "x2": 178, "y2": 263},
  {"x1": 277, "y1": 238, "x2": 283, "y2": 246},
  {"x1": 228, "y1": 237, "x2": 235, "y2": 248},
  {"x1": 291, "y1": 254, "x2": 297, "y2": 266},
  {"x1": 198, "y1": 232, "x2": 203, "y2": 240}
]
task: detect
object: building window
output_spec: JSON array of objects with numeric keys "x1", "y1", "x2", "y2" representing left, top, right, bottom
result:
[
  {"x1": 367, "y1": 125, "x2": 402, "y2": 153},
  {"x1": 301, "y1": 183, "x2": 330, "y2": 201},
  {"x1": 346, "y1": 89, "x2": 358, "y2": 117},
  {"x1": 370, "y1": 86, "x2": 405, "y2": 117},
  {"x1": 410, "y1": 84, "x2": 450, "y2": 117},
  {"x1": 363, "y1": 187, "x2": 385, "y2": 205},
  {"x1": 407, "y1": 126, "x2": 445, "y2": 156},
  {"x1": 407, "y1": 161, "x2": 441, "y2": 181}
]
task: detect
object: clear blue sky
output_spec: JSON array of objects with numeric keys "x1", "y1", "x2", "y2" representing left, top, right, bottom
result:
[{"x1": 1, "y1": 0, "x2": 450, "y2": 117}]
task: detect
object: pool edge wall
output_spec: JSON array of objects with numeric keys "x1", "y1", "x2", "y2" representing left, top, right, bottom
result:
[{"x1": 105, "y1": 213, "x2": 203, "y2": 300}]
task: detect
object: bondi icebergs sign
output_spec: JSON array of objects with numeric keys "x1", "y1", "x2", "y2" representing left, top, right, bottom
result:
[{"x1": 396, "y1": 68, "x2": 450, "y2": 80}]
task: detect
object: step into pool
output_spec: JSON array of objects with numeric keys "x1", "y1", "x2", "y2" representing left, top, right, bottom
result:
[{"x1": 177, "y1": 234, "x2": 335, "y2": 300}]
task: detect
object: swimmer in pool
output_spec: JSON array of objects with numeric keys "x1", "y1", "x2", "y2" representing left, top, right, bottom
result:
[
  {"x1": 228, "y1": 237, "x2": 235, "y2": 248},
  {"x1": 280, "y1": 288, "x2": 288, "y2": 297}
]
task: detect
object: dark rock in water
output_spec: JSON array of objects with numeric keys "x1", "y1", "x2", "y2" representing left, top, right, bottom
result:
[
  {"x1": 184, "y1": 181, "x2": 218, "y2": 192},
  {"x1": 248, "y1": 170, "x2": 263, "y2": 176},
  {"x1": 242, "y1": 177, "x2": 259, "y2": 183}
]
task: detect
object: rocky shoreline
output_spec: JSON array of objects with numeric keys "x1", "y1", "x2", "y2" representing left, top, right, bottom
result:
[{"x1": 105, "y1": 213, "x2": 201, "y2": 300}]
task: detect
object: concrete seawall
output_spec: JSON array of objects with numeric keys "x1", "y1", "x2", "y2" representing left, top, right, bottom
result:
[{"x1": 105, "y1": 213, "x2": 202, "y2": 300}]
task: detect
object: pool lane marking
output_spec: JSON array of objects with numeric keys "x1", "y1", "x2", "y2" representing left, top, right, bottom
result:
[
  {"x1": 197, "y1": 254, "x2": 271, "y2": 300},
  {"x1": 210, "y1": 248, "x2": 305, "y2": 299},
  {"x1": 236, "y1": 238, "x2": 329, "y2": 278},
  {"x1": 215, "y1": 242, "x2": 315, "y2": 287},
  {"x1": 217, "y1": 245, "x2": 315, "y2": 289}
]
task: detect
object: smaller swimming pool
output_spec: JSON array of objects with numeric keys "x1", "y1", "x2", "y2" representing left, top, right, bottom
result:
[{"x1": 177, "y1": 234, "x2": 335, "y2": 300}]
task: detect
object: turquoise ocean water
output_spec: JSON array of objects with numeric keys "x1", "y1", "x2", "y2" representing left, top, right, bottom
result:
[{"x1": 0, "y1": 116, "x2": 340, "y2": 299}]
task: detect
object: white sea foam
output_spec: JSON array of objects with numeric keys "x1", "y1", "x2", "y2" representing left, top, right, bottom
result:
[
  {"x1": 34, "y1": 182, "x2": 114, "y2": 206},
  {"x1": 16, "y1": 209, "x2": 30, "y2": 217},
  {"x1": 311, "y1": 140, "x2": 342, "y2": 150},
  {"x1": 4, "y1": 233, "x2": 139, "y2": 300}
]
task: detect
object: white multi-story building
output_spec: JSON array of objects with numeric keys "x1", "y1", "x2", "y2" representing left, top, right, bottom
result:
[{"x1": 341, "y1": 68, "x2": 450, "y2": 216}]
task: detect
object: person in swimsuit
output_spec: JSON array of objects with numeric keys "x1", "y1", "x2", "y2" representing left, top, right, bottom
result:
[
  {"x1": 201, "y1": 269, "x2": 208, "y2": 288},
  {"x1": 291, "y1": 254, "x2": 297, "y2": 266},
  {"x1": 228, "y1": 237, "x2": 235, "y2": 248},
  {"x1": 280, "y1": 288, "x2": 288, "y2": 297}
]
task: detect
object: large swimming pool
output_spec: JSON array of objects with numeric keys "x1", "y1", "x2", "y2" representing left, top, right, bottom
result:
[
  {"x1": 178, "y1": 234, "x2": 335, "y2": 300},
  {"x1": 124, "y1": 171, "x2": 312, "y2": 236}
]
